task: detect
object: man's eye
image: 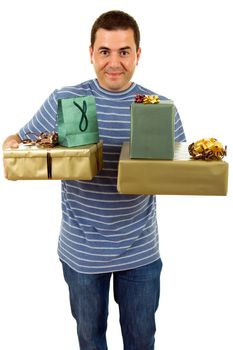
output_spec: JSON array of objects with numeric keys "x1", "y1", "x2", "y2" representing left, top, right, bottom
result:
[
  {"x1": 120, "y1": 51, "x2": 130, "y2": 57},
  {"x1": 99, "y1": 50, "x2": 109, "y2": 56}
]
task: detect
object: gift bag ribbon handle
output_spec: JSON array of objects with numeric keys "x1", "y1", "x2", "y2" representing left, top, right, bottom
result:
[{"x1": 73, "y1": 100, "x2": 89, "y2": 132}]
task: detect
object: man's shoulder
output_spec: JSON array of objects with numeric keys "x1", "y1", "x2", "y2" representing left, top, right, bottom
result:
[{"x1": 54, "y1": 79, "x2": 95, "y2": 99}]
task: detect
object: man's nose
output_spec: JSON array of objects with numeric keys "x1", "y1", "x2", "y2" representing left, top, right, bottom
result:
[{"x1": 108, "y1": 53, "x2": 121, "y2": 67}]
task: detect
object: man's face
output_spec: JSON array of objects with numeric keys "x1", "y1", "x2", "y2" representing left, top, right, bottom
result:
[{"x1": 90, "y1": 28, "x2": 141, "y2": 92}]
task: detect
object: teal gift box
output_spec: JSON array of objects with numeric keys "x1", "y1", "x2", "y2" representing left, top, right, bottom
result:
[{"x1": 130, "y1": 100, "x2": 175, "y2": 159}]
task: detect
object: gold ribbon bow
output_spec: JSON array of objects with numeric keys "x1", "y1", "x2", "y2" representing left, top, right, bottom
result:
[
  {"x1": 143, "y1": 95, "x2": 160, "y2": 104},
  {"x1": 188, "y1": 138, "x2": 227, "y2": 160}
]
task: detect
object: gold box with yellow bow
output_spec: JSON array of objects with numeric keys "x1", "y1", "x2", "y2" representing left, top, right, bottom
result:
[
  {"x1": 117, "y1": 142, "x2": 228, "y2": 195},
  {"x1": 3, "y1": 141, "x2": 103, "y2": 180}
]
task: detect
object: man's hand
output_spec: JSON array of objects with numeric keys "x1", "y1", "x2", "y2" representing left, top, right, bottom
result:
[
  {"x1": 2, "y1": 134, "x2": 21, "y2": 150},
  {"x1": 2, "y1": 134, "x2": 21, "y2": 178}
]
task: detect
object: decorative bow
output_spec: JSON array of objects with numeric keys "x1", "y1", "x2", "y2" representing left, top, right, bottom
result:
[
  {"x1": 188, "y1": 138, "x2": 227, "y2": 160},
  {"x1": 21, "y1": 131, "x2": 59, "y2": 148},
  {"x1": 134, "y1": 94, "x2": 160, "y2": 104}
]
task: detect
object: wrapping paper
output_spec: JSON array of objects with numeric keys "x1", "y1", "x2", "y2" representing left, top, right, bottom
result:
[
  {"x1": 130, "y1": 100, "x2": 175, "y2": 159},
  {"x1": 117, "y1": 142, "x2": 228, "y2": 195},
  {"x1": 4, "y1": 141, "x2": 103, "y2": 180}
]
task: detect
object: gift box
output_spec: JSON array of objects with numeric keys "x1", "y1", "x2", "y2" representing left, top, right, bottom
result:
[
  {"x1": 130, "y1": 99, "x2": 175, "y2": 159},
  {"x1": 4, "y1": 141, "x2": 103, "y2": 180},
  {"x1": 117, "y1": 142, "x2": 228, "y2": 195}
]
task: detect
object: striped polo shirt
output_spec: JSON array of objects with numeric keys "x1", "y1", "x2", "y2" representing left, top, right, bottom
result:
[{"x1": 19, "y1": 79, "x2": 186, "y2": 274}]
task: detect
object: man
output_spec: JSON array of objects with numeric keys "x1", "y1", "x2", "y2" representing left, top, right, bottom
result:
[{"x1": 3, "y1": 10, "x2": 185, "y2": 350}]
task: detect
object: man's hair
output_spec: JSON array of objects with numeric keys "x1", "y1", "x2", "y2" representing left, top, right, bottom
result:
[{"x1": 90, "y1": 10, "x2": 140, "y2": 50}]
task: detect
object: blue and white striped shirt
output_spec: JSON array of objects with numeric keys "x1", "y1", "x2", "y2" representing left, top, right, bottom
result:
[{"x1": 19, "y1": 79, "x2": 186, "y2": 274}]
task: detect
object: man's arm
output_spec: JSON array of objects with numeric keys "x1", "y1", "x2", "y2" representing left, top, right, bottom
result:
[{"x1": 2, "y1": 134, "x2": 21, "y2": 150}]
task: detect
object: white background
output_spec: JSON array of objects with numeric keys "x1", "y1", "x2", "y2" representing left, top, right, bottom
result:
[{"x1": 0, "y1": 0, "x2": 232, "y2": 349}]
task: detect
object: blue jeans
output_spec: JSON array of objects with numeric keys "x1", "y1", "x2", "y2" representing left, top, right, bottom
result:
[{"x1": 61, "y1": 259, "x2": 162, "y2": 350}]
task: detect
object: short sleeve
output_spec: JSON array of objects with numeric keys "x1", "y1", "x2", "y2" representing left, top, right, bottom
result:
[{"x1": 18, "y1": 89, "x2": 58, "y2": 140}]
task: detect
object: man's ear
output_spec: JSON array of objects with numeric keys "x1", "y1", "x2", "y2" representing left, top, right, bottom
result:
[
  {"x1": 89, "y1": 46, "x2": 93, "y2": 64},
  {"x1": 136, "y1": 47, "x2": 141, "y2": 65}
]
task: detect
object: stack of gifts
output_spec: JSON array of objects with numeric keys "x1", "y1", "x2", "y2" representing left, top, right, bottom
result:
[
  {"x1": 117, "y1": 95, "x2": 228, "y2": 196},
  {"x1": 3, "y1": 96, "x2": 103, "y2": 180}
]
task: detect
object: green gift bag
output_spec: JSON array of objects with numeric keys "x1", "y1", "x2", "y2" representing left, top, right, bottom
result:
[{"x1": 58, "y1": 96, "x2": 99, "y2": 147}]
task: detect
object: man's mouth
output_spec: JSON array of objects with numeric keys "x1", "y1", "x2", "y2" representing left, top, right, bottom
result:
[{"x1": 105, "y1": 71, "x2": 124, "y2": 77}]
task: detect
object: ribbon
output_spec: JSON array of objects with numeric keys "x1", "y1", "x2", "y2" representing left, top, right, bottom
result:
[
  {"x1": 21, "y1": 131, "x2": 58, "y2": 147},
  {"x1": 188, "y1": 138, "x2": 227, "y2": 160},
  {"x1": 47, "y1": 152, "x2": 52, "y2": 178},
  {"x1": 143, "y1": 95, "x2": 160, "y2": 104},
  {"x1": 134, "y1": 94, "x2": 160, "y2": 104},
  {"x1": 135, "y1": 94, "x2": 146, "y2": 103},
  {"x1": 20, "y1": 132, "x2": 58, "y2": 179},
  {"x1": 73, "y1": 100, "x2": 89, "y2": 132}
]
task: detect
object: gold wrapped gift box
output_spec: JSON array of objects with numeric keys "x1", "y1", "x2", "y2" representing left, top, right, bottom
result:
[
  {"x1": 4, "y1": 141, "x2": 103, "y2": 180},
  {"x1": 117, "y1": 142, "x2": 228, "y2": 196}
]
